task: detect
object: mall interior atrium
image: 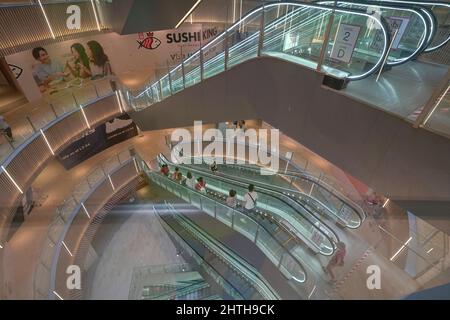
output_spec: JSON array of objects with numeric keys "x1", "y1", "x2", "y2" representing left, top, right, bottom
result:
[{"x1": 0, "y1": 0, "x2": 449, "y2": 301}]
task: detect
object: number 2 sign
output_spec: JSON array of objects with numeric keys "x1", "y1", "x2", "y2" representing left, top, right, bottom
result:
[{"x1": 330, "y1": 23, "x2": 361, "y2": 63}]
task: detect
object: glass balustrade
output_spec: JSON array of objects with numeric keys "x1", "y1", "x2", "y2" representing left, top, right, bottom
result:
[
  {"x1": 176, "y1": 154, "x2": 363, "y2": 229},
  {"x1": 317, "y1": 1, "x2": 430, "y2": 66},
  {"x1": 372, "y1": 0, "x2": 450, "y2": 52},
  {"x1": 146, "y1": 169, "x2": 307, "y2": 284},
  {"x1": 127, "y1": 2, "x2": 392, "y2": 111}
]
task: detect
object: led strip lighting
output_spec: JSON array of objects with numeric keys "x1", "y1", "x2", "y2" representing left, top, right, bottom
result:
[
  {"x1": 423, "y1": 85, "x2": 450, "y2": 125},
  {"x1": 1, "y1": 165, "x2": 23, "y2": 194},
  {"x1": 115, "y1": 91, "x2": 123, "y2": 113},
  {"x1": 175, "y1": 0, "x2": 203, "y2": 29},
  {"x1": 390, "y1": 236, "x2": 412, "y2": 261},
  {"x1": 90, "y1": 0, "x2": 101, "y2": 31},
  {"x1": 79, "y1": 105, "x2": 91, "y2": 129},
  {"x1": 38, "y1": 0, "x2": 55, "y2": 39},
  {"x1": 81, "y1": 202, "x2": 91, "y2": 219},
  {"x1": 40, "y1": 129, "x2": 54, "y2": 155},
  {"x1": 108, "y1": 174, "x2": 115, "y2": 190},
  {"x1": 53, "y1": 290, "x2": 64, "y2": 300},
  {"x1": 62, "y1": 240, "x2": 73, "y2": 257}
]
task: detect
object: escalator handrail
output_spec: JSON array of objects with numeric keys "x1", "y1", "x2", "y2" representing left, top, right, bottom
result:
[
  {"x1": 316, "y1": 0, "x2": 432, "y2": 65},
  {"x1": 154, "y1": 205, "x2": 247, "y2": 300},
  {"x1": 146, "y1": 167, "x2": 308, "y2": 283},
  {"x1": 189, "y1": 156, "x2": 359, "y2": 228},
  {"x1": 132, "y1": 0, "x2": 391, "y2": 102},
  {"x1": 373, "y1": 0, "x2": 450, "y2": 52},
  {"x1": 163, "y1": 202, "x2": 282, "y2": 299},
  {"x1": 221, "y1": 161, "x2": 365, "y2": 227},
  {"x1": 177, "y1": 158, "x2": 344, "y2": 241},
  {"x1": 158, "y1": 153, "x2": 338, "y2": 255},
  {"x1": 171, "y1": 139, "x2": 366, "y2": 224}
]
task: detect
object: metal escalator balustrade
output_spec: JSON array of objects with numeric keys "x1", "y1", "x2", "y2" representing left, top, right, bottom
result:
[
  {"x1": 316, "y1": 0, "x2": 432, "y2": 65},
  {"x1": 179, "y1": 155, "x2": 364, "y2": 229},
  {"x1": 157, "y1": 153, "x2": 338, "y2": 256},
  {"x1": 156, "y1": 202, "x2": 282, "y2": 300},
  {"x1": 126, "y1": 1, "x2": 392, "y2": 110},
  {"x1": 152, "y1": 216, "x2": 246, "y2": 300},
  {"x1": 170, "y1": 139, "x2": 366, "y2": 229},
  {"x1": 144, "y1": 164, "x2": 308, "y2": 285}
]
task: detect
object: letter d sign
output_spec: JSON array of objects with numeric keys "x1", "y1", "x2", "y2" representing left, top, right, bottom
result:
[{"x1": 366, "y1": 265, "x2": 381, "y2": 290}]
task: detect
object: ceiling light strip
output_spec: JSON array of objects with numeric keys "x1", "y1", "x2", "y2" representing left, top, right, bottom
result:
[
  {"x1": 38, "y1": 0, "x2": 56, "y2": 39},
  {"x1": 1, "y1": 165, "x2": 23, "y2": 194},
  {"x1": 40, "y1": 129, "x2": 55, "y2": 155},
  {"x1": 90, "y1": 0, "x2": 101, "y2": 31},
  {"x1": 175, "y1": 0, "x2": 203, "y2": 29}
]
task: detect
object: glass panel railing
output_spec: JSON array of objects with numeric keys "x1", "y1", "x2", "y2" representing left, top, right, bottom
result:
[
  {"x1": 372, "y1": 0, "x2": 450, "y2": 52},
  {"x1": 226, "y1": 9, "x2": 262, "y2": 68},
  {"x1": 318, "y1": 1, "x2": 430, "y2": 66},
  {"x1": 160, "y1": 75, "x2": 171, "y2": 99},
  {"x1": 262, "y1": 4, "x2": 328, "y2": 70},
  {"x1": 163, "y1": 202, "x2": 281, "y2": 300},
  {"x1": 170, "y1": 64, "x2": 184, "y2": 94},
  {"x1": 203, "y1": 36, "x2": 226, "y2": 80},
  {"x1": 157, "y1": 155, "x2": 336, "y2": 256},
  {"x1": 183, "y1": 51, "x2": 202, "y2": 88},
  {"x1": 145, "y1": 169, "x2": 307, "y2": 284},
  {"x1": 0, "y1": 79, "x2": 113, "y2": 164},
  {"x1": 127, "y1": 2, "x2": 391, "y2": 109}
]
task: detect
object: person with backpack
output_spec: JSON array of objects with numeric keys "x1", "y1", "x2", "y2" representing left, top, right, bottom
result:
[{"x1": 243, "y1": 184, "x2": 258, "y2": 213}]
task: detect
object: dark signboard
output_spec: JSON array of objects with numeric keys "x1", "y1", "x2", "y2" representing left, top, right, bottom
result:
[{"x1": 57, "y1": 114, "x2": 138, "y2": 170}]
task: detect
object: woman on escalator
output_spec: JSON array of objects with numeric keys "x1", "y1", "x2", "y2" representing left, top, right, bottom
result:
[
  {"x1": 226, "y1": 190, "x2": 237, "y2": 208},
  {"x1": 195, "y1": 177, "x2": 206, "y2": 193}
]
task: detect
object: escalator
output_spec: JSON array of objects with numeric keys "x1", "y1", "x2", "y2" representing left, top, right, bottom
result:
[
  {"x1": 145, "y1": 167, "x2": 309, "y2": 285},
  {"x1": 169, "y1": 145, "x2": 365, "y2": 228},
  {"x1": 317, "y1": 0, "x2": 433, "y2": 65},
  {"x1": 126, "y1": 1, "x2": 447, "y2": 110},
  {"x1": 157, "y1": 153, "x2": 339, "y2": 256}
]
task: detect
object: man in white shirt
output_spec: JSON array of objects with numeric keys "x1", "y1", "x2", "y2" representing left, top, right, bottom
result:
[
  {"x1": 244, "y1": 184, "x2": 258, "y2": 212},
  {"x1": 185, "y1": 172, "x2": 196, "y2": 189}
]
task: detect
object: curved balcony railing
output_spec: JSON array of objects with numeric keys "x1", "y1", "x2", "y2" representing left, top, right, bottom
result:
[
  {"x1": 33, "y1": 148, "x2": 140, "y2": 299},
  {"x1": 317, "y1": 0, "x2": 432, "y2": 65},
  {"x1": 0, "y1": 79, "x2": 125, "y2": 245}
]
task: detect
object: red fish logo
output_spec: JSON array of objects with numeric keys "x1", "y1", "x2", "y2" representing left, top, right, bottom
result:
[{"x1": 137, "y1": 32, "x2": 161, "y2": 50}]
